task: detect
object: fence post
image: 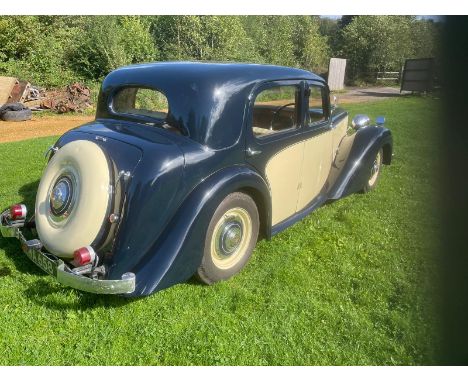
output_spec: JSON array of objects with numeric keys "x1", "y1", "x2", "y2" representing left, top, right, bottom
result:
[{"x1": 327, "y1": 58, "x2": 347, "y2": 91}]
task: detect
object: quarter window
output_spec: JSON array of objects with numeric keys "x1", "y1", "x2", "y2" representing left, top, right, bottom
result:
[
  {"x1": 252, "y1": 85, "x2": 299, "y2": 138},
  {"x1": 307, "y1": 86, "x2": 326, "y2": 125},
  {"x1": 113, "y1": 87, "x2": 169, "y2": 120}
]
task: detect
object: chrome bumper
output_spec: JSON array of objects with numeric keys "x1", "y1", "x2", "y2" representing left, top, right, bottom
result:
[{"x1": 0, "y1": 211, "x2": 135, "y2": 295}]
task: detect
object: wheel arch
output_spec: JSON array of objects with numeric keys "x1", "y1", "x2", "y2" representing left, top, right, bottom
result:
[
  {"x1": 327, "y1": 126, "x2": 392, "y2": 199},
  {"x1": 123, "y1": 164, "x2": 271, "y2": 296},
  {"x1": 237, "y1": 185, "x2": 271, "y2": 240},
  {"x1": 382, "y1": 142, "x2": 393, "y2": 165}
]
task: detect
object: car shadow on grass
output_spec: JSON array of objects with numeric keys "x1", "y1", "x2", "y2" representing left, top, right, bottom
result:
[{"x1": 22, "y1": 279, "x2": 136, "y2": 310}]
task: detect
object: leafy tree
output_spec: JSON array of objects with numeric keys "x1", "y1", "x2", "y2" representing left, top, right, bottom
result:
[
  {"x1": 291, "y1": 16, "x2": 330, "y2": 72},
  {"x1": 0, "y1": 15, "x2": 443, "y2": 89},
  {"x1": 338, "y1": 15, "x2": 356, "y2": 30},
  {"x1": 243, "y1": 16, "x2": 296, "y2": 66},
  {"x1": 152, "y1": 16, "x2": 259, "y2": 62},
  {"x1": 69, "y1": 16, "x2": 158, "y2": 80},
  {"x1": 319, "y1": 17, "x2": 339, "y2": 38},
  {"x1": 0, "y1": 16, "x2": 78, "y2": 86},
  {"x1": 340, "y1": 16, "x2": 415, "y2": 80},
  {"x1": 0, "y1": 16, "x2": 41, "y2": 62},
  {"x1": 411, "y1": 19, "x2": 442, "y2": 59}
]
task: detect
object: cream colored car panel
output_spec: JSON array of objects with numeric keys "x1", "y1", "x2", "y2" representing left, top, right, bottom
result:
[
  {"x1": 265, "y1": 141, "x2": 304, "y2": 225},
  {"x1": 35, "y1": 140, "x2": 110, "y2": 258},
  {"x1": 332, "y1": 116, "x2": 349, "y2": 157},
  {"x1": 267, "y1": 116, "x2": 348, "y2": 223},
  {"x1": 296, "y1": 130, "x2": 333, "y2": 211}
]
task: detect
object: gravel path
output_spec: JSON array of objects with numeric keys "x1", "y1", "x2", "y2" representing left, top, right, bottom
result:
[{"x1": 333, "y1": 86, "x2": 401, "y2": 104}]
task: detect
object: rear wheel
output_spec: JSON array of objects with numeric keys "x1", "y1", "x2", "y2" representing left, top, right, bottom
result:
[
  {"x1": 362, "y1": 147, "x2": 383, "y2": 193},
  {"x1": 196, "y1": 192, "x2": 259, "y2": 284}
]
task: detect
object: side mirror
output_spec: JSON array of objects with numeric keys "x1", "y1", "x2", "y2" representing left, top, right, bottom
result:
[
  {"x1": 351, "y1": 114, "x2": 371, "y2": 130},
  {"x1": 331, "y1": 95, "x2": 337, "y2": 110}
]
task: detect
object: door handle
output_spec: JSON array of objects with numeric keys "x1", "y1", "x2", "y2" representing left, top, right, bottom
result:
[{"x1": 246, "y1": 147, "x2": 262, "y2": 157}]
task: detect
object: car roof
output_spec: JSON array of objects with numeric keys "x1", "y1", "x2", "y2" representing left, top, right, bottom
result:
[
  {"x1": 97, "y1": 62, "x2": 326, "y2": 149},
  {"x1": 109, "y1": 61, "x2": 323, "y2": 85}
]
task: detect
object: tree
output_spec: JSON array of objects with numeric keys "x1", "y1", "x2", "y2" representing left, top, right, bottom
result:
[
  {"x1": 340, "y1": 16, "x2": 415, "y2": 80},
  {"x1": 0, "y1": 16, "x2": 79, "y2": 86},
  {"x1": 411, "y1": 19, "x2": 442, "y2": 59},
  {"x1": 152, "y1": 16, "x2": 260, "y2": 62},
  {"x1": 292, "y1": 16, "x2": 330, "y2": 73},
  {"x1": 0, "y1": 16, "x2": 41, "y2": 62},
  {"x1": 69, "y1": 16, "x2": 158, "y2": 80},
  {"x1": 242, "y1": 16, "x2": 297, "y2": 66},
  {"x1": 0, "y1": 15, "x2": 443, "y2": 88}
]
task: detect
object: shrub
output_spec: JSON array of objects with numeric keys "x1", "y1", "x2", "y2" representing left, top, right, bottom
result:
[{"x1": 69, "y1": 16, "x2": 158, "y2": 81}]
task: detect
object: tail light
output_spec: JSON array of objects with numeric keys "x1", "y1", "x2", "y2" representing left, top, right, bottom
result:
[
  {"x1": 73, "y1": 246, "x2": 96, "y2": 266},
  {"x1": 10, "y1": 204, "x2": 27, "y2": 220}
]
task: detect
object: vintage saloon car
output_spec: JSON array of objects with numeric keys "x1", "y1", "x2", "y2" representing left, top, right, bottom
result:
[{"x1": 0, "y1": 62, "x2": 392, "y2": 296}]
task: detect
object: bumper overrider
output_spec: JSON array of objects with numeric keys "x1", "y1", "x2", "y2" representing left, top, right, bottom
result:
[{"x1": 0, "y1": 208, "x2": 135, "y2": 294}]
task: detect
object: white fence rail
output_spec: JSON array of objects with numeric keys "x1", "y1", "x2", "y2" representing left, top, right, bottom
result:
[{"x1": 376, "y1": 71, "x2": 401, "y2": 82}]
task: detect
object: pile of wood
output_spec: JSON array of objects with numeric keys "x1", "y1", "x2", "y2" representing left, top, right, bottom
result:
[{"x1": 0, "y1": 76, "x2": 92, "y2": 114}]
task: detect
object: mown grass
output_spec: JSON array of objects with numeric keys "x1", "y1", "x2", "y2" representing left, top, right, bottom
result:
[{"x1": 0, "y1": 96, "x2": 441, "y2": 365}]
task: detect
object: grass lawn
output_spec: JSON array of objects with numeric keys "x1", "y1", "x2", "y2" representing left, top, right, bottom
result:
[{"x1": 0, "y1": 96, "x2": 441, "y2": 365}]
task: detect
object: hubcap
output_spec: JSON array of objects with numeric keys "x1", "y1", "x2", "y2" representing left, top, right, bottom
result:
[
  {"x1": 219, "y1": 221, "x2": 243, "y2": 256},
  {"x1": 211, "y1": 207, "x2": 252, "y2": 269},
  {"x1": 49, "y1": 175, "x2": 75, "y2": 218}
]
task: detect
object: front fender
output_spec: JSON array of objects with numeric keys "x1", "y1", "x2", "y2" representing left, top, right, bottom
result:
[
  {"x1": 327, "y1": 126, "x2": 392, "y2": 199},
  {"x1": 127, "y1": 165, "x2": 270, "y2": 296}
]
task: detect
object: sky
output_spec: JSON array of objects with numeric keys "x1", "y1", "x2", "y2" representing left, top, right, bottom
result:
[{"x1": 320, "y1": 15, "x2": 444, "y2": 22}]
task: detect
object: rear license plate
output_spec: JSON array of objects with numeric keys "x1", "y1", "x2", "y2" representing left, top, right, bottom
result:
[{"x1": 25, "y1": 248, "x2": 58, "y2": 277}]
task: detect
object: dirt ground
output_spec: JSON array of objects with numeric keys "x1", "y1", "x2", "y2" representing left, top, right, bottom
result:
[
  {"x1": 333, "y1": 86, "x2": 402, "y2": 104},
  {"x1": 0, "y1": 115, "x2": 93, "y2": 143},
  {"x1": 0, "y1": 87, "x2": 402, "y2": 144}
]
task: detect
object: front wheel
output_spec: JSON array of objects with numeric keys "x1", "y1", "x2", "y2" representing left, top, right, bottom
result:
[
  {"x1": 362, "y1": 147, "x2": 383, "y2": 193},
  {"x1": 196, "y1": 192, "x2": 259, "y2": 284}
]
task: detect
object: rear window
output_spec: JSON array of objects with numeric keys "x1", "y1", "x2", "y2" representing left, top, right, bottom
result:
[{"x1": 112, "y1": 87, "x2": 169, "y2": 120}]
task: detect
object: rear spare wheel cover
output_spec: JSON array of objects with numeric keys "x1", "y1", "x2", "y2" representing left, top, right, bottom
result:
[{"x1": 35, "y1": 140, "x2": 111, "y2": 258}]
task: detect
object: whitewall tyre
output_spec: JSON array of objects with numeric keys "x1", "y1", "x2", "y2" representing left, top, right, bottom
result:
[
  {"x1": 35, "y1": 140, "x2": 111, "y2": 257},
  {"x1": 362, "y1": 147, "x2": 383, "y2": 193},
  {"x1": 196, "y1": 192, "x2": 259, "y2": 284}
]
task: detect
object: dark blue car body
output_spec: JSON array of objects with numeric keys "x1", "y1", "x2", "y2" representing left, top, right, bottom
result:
[{"x1": 51, "y1": 62, "x2": 392, "y2": 296}]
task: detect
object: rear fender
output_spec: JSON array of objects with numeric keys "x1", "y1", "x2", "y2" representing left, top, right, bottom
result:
[{"x1": 128, "y1": 165, "x2": 270, "y2": 296}]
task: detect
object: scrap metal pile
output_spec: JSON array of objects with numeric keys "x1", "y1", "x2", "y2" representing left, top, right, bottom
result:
[
  {"x1": 0, "y1": 76, "x2": 92, "y2": 121},
  {"x1": 34, "y1": 83, "x2": 92, "y2": 113}
]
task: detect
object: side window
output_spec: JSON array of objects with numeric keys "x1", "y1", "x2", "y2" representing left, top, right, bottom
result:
[
  {"x1": 113, "y1": 87, "x2": 169, "y2": 120},
  {"x1": 307, "y1": 86, "x2": 326, "y2": 125},
  {"x1": 252, "y1": 85, "x2": 299, "y2": 138}
]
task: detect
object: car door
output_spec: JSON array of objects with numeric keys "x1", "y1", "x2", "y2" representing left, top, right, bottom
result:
[
  {"x1": 245, "y1": 80, "x2": 306, "y2": 226},
  {"x1": 295, "y1": 82, "x2": 333, "y2": 212}
]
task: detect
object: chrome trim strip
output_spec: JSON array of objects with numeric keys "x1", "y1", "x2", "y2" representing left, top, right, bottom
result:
[{"x1": 0, "y1": 210, "x2": 135, "y2": 295}]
